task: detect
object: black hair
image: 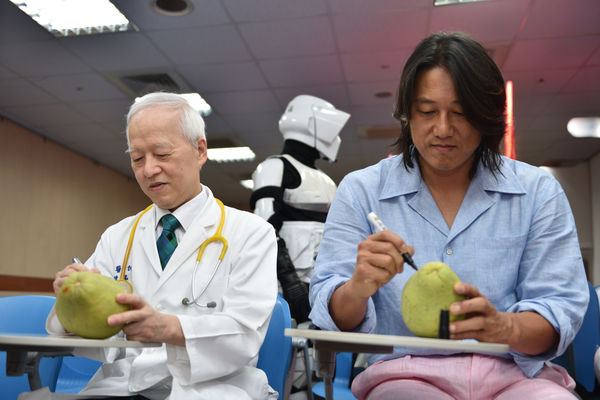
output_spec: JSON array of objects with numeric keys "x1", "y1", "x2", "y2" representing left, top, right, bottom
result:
[{"x1": 393, "y1": 32, "x2": 506, "y2": 177}]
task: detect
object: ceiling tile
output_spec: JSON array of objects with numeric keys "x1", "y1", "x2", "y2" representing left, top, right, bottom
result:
[
  {"x1": 239, "y1": 17, "x2": 336, "y2": 58},
  {"x1": 40, "y1": 123, "x2": 118, "y2": 146},
  {"x1": 30, "y1": 74, "x2": 127, "y2": 102},
  {"x1": 4, "y1": 103, "x2": 90, "y2": 129},
  {"x1": 341, "y1": 50, "x2": 410, "y2": 82},
  {"x1": 521, "y1": 113, "x2": 571, "y2": 132},
  {"x1": 347, "y1": 81, "x2": 398, "y2": 106},
  {"x1": 563, "y1": 66, "x2": 600, "y2": 93},
  {"x1": 0, "y1": 64, "x2": 17, "y2": 79},
  {"x1": 503, "y1": 69, "x2": 577, "y2": 96},
  {"x1": 0, "y1": 1, "x2": 51, "y2": 44},
  {"x1": 0, "y1": 78, "x2": 57, "y2": 107},
  {"x1": 519, "y1": 0, "x2": 600, "y2": 39},
  {"x1": 69, "y1": 99, "x2": 132, "y2": 123},
  {"x1": 178, "y1": 61, "x2": 268, "y2": 92},
  {"x1": 328, "y1": 0, "x2": 428, "y2": 14},
  {"x1": 204, "y1": 90, "x2": 280, "y2": 115},
  {"x1": 0, "y1": 41, "x2": 91, "y2": 77},
  {"x1": 588, "y1": 46, "x2": 600, "y2": 66},
  {"x1": 260, "y1": 55, "x2": 343, "y2": 87},
  {"x1": 513, "y1": 92, "x2": 554, "y2": 117},
  {"x1": 543, "y1": 91, "x2": 600, "y2": 116},
  {"x1": 147, "y1": 26, "x2": 251, "y2": 64},
  {"x1": 430, "y1": 0, "x2": 529, "y2": 43},
  {"x1": 274, "y1": 85, "x2": 351, "y2": 108},
  {"x1": 504, "y1": 36, "x2": 600, "y2": 71},
  {"x1": 333, "y1": 9, "x2": 429, "y2": 53},
  {"x1": 226, "y1": 112, "x2": 281, "y2": 136},
  {"x1": 222, "y1": 0, "x2": 327, "y2": 21},
  {"x1": 348, "y1": 105, "x2": 398, "y2": 126},
  {"x1": 61, "y1": 33, "x2": 170, "y2": 71},
  {"x1": 112, "y1": 0, "x2": 230, "y2": 30},
  {"x1": 202, "y1": 114, "x2": 233, "y2": 137}
]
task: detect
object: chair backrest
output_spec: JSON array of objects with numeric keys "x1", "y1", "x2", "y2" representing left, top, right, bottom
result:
[
  {"x1": 572, "y1": 282, "x2": 600, "y2": 392},
  {"x1": 334, "y1": 352, "x2": 353, "y2": 388},
  {"x1": 257, "y1": 294, "x2": 293, "y2": 398},
  {"x1": 0, "y1": 295, "x2": 63, "y2": 399},
  {"x1": 54, "y1": 356, "x2": 102, "y2": 394},
  {"x1": 311, "y1": 351, "x2": 358, "y2": 400},
  {"x1": 553, "y1": 282, "x2": 600, "y2": 393},
  {"x1": 0, "y1": 295, "x2": 56, "y2": 333}
]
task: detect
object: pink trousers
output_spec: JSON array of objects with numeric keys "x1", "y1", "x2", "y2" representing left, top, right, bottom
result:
[{"x1": 351, "y1": 354, "x2": 576, "y2": 400}]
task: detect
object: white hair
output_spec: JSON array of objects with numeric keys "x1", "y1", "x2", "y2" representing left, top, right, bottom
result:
[{"x1": 125, "y1": 92, "x2": 206, "y2": 149}]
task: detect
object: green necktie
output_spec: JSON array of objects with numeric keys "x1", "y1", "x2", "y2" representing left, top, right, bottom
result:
[{"x1": 157, "y1": 214, "x2": 180, "y2": 269}]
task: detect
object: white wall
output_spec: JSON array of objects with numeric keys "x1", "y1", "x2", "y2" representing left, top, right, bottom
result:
[
  {"x1": 544, "y1": 155, "x2": 599, "y2": 284},
  {"x1": 591, "y1": 153, "x2": 600, "y2": 285}
]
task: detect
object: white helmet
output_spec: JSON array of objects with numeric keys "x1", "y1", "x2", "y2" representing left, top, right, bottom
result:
[{"x1": 278, "y1": 95, "x2": 350, "y2": 162}]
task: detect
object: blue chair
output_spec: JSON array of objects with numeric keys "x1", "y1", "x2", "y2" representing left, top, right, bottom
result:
[
  {"x1": 0, "y1": 295, "x2": 63, "y2": 400},
  {"x1": 257, "y1": 294, "x2": 294, "y2": 399},
  {"x1": 54, "y1": 356, "x2": 102, "y2": 393},
  {"x1": 312, "y1": 352, "x2": 357, "y2": 400},
  {"x1": 553, "y1": 282, "x2": 600, "y2": 393}
]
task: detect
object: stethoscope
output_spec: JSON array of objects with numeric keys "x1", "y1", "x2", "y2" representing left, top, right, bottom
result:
[{"x1": 117, "y1": 198, "x2": 228, "y2": 308}]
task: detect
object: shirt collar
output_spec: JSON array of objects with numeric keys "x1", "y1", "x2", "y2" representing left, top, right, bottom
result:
[
  {"x1": 379, "y1": 156, "x2": 422, "y2": 200},
  {"x1": 154, "y1": 187, "x2": 209, "y2": 232},
  {"x1": 378, "y1": 155, "x2": 526, "y2": 200}
]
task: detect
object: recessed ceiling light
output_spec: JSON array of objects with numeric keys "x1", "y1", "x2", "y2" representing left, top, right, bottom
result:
[
  {"x1": 567, "y1": 117, "x2": 600, "y2": 138},
  {"x1": 374, "y1": 91, "x2": 393, "y2": 98},
  {"x1": 434, "y1": 0, "x2": 491, "y2": 6},
  {"x1": 151, "y1": 0, "x2": 194, "y2": 16},
  {"x1": 9, "y1": 0, "x2": 137, "y2": 37}
]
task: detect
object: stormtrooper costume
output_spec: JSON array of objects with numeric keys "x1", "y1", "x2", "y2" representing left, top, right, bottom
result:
[{"x1": 250, "y1": 95, "x2": 350, "y2": 324}]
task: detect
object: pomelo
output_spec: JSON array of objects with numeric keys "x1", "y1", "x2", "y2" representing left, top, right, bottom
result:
[
  {"x1": 401, "y1": 261, "x2": 466, "y2": 338},
  {"x1": 56, "y1": 271, "x2": 130, "y2": 339}
]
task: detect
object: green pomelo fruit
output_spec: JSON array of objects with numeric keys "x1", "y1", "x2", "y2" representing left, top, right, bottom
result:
[
  {"x1": 56, "y1": 271, "x2": 130, "y2": 339},
  {"x1": 401, "y1": 261, "x2": 466, "y2": 338}
]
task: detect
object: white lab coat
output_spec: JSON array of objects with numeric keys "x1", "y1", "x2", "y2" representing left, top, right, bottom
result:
[{"x1": 46, "y1": 186, "x2": 278, "y2": 400}]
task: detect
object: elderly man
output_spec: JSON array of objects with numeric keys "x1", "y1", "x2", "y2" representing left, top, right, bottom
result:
[{"x1": 44, "y1": 92, "x2": 278, "y2": 400}]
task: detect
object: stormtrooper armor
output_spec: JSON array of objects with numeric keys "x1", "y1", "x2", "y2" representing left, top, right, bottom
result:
[{"x1": 250, "y1": 95, "x2": 350, "y2": 323}]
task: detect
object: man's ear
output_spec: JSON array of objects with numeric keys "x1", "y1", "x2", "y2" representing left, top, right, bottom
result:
[{"x1": 197, "y1": 138, "x2": 208, "y2": 165}]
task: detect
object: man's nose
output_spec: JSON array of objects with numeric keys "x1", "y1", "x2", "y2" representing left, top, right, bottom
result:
[
  {"x1": 144, "y1": 157, "x2": 160, "y2": 177},
  {"x1": 434, "y1": 112, "x2": 452, "y2": 137}
]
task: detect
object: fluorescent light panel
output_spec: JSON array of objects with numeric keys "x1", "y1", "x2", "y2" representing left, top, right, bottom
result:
[
  {"x1": 434, "y1": 0, "x2": 491, "y2": 6},
  {"x1": 10, "y1": 0, "x2": 136, "y2": 37},
  {"x1": 179, "y1": 93, "x2": 212, "y2": 117},
  {"x1": 207, "y1": 147, "x2": 256, "y2": 163},
  {"x1": 240, "y1": 179, "x2": 254, "y2": 190},
  {"x1": 567, "y1": 117, "x2": 600, "y2": 138}
]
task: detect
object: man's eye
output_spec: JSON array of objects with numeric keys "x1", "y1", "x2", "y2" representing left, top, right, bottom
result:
[
  {"x1": 453, "y1": 111, "x2": 465, "y2": 117},
  {"x1": 419, "y1": 110, "x2": 434, "y2": 115}
]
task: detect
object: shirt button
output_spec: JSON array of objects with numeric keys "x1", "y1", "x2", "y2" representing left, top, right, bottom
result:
[{"x1": 446, "y1": 248, "x2": 453, "y2": 255}]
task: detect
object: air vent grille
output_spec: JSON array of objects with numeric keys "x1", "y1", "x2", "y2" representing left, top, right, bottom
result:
[{"x1": 119, "y1": 73, "x2": 181, "y2": 97}]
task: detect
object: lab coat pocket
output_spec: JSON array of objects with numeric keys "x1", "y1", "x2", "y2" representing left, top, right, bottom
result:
[{"x1": 180, "y1": 274, "x2": 228, "y2": 313}]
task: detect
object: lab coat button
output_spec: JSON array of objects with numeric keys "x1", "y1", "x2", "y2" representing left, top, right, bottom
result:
[{"x1": 446, "y1": 248, "x2": 453, "y2": 255}]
